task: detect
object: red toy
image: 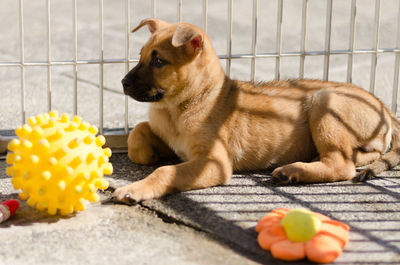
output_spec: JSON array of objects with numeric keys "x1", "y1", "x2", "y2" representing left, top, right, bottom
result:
[{"x1": 0, "y1": 199, "x2": 19, "y2": 223}]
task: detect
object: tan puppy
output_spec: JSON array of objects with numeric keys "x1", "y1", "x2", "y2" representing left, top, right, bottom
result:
[{"x1": 113, "y1": 18, "x2": 400, "y2": 204}]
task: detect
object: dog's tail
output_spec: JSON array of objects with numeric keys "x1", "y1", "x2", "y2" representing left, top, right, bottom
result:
[{"x1": 355, "y1": 113, "x2": 400, "y2": 181}]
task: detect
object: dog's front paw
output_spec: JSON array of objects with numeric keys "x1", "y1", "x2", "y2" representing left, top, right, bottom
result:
[
  {"x1": 272, "y1": 167, "x2": 300, "y2": 185},
  {"x1": 111, "y1": 181, "x2": 155, "y2": 205}
]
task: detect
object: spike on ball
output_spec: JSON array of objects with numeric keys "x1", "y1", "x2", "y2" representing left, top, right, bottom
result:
[{"x1": 7, "y1": 111, "x2": 112, "y2": 216}]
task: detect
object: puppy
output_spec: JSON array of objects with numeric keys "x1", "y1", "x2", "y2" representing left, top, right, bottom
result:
[{"x1": 113, "y1": 18, "x2": 400, "y2": 204}]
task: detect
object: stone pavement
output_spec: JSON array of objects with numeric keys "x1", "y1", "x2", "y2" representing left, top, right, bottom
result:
[{"x1": 1, "y1": 153, "x2": 400, "y2": 265}]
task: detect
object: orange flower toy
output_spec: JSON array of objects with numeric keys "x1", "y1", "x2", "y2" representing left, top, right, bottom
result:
[{"x1": 256, "y1": 208, "x2": 350, "y2": 263}]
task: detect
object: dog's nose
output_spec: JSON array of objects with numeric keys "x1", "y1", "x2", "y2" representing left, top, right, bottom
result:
[
  {"x1": 121, "y1": 77, "x2": 130, "y2": 88},
  {"x1": 121, "y1": 78, "x2": 132, "y2": 96}
]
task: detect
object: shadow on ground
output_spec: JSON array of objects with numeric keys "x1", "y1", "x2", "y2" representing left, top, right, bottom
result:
[{"x1": 107, "y1": 153, "x2": 400, "y2": 264}]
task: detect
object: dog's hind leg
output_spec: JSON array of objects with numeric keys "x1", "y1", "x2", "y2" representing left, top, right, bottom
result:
[
  {"x1": 272, "y1": 90, "x2": 359, "y2": 184},
  {"x1": 272, "y1": 152, "x2": 356, "y2": 184},
  {"x1": 353, "y1": 149, "x2": 381, "y2": 167},
  {"x1": 272, "y1": 126, "x2": 358, "y2": 184}
]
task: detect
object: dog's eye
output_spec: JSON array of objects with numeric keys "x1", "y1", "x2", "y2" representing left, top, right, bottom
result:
[{"x1": 150, "y1": 57, "x2": 168, "y2": 68}]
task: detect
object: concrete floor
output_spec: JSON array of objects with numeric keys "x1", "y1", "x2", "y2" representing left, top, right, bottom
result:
[{"x1": 1, "y1": 154, "x2": 400, "y2": 264}]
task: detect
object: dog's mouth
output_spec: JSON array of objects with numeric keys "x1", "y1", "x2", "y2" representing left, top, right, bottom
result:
[
  {"x1": 131, "y1": 91, "x2": 165, "y2": 102},
  {"x1": 122, "y1": 75, "x2": 166, "y2": 102},
  {"x1": 123, "y1": 85, "x2": 165, "y2": 102}
]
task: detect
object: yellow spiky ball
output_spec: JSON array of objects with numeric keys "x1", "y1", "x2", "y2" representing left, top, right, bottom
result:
[{"x1": 6, "y1": 111, "x2": 113, "y2": 215}]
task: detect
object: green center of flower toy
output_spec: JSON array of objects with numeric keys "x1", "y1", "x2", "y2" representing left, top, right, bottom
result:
[{"x1": 281, "y1": 208, "x2": 322, "y2": 242}]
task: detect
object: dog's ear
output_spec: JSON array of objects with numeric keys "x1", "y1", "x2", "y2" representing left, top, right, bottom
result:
[
  {"x1": 171, "y1": 24, "x2": 203, "y2": 55},
  {"x1": 132, "y1": 18, "x2": 169, "y2": 34}
]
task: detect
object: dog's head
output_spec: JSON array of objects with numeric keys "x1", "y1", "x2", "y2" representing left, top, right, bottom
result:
[{"x1": 122, "y1": 18, "x2": 209, "y2": 103}]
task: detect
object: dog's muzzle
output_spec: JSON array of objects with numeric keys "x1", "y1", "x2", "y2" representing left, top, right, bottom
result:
[{"x1": 121, "y1": 77, "x2": 165, "y2": 102}]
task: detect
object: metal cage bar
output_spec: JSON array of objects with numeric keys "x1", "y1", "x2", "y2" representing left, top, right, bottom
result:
[
  {"x1": 202, "y1": 0, "x2": 207, "y2": 33},
  {"x1": 99, "y1": 0, "x2": 104, "y2": 134},
  {"x1": 226, "y1": 0, "x2": 233, "y2": 77},
  {"x1": 18, "y1": 0, "x2": 25, "y2": 124},
  {"x1": 369, "y1": 0, "x2": 381, "y2": 93},
  {"x1": 72, "y1": 0, "x2": 78, "y2": 115},
  {"x1": 46, "y1": 0, "x2": 52, "y2": 112},
  {"x1": 275, "y1": 0, "x2": 283, "y2": 80},
  {"x1": 124, "y1": 0, "x2": 130, "y2": 134},
  {"x1": 152, "y1": 0, "x2": 156, "y2": 18},
  {"x1": 1, "y1": 47, "x2": 398, "y2": 68},
  {"x1": 392, "y1": 0, "x2": 400, "y2": 113},
  {"x1": 177, "y1": 0, "x2": 182, "y2": 22},
  {"x1": 250, "y1": 0, "x2": 258, "y2": 81},
  {"x1": 323, "y1": 0, "x2": 333, "y2": 81},
  {"x1": 1, "y1": 47, "x2": 398, "y2": 66},
  {"x1": 347, "y1": 0, "x2": 357, "y2": 83},
  {"x1": 299, "y1": 0, "x2": 308, "y2": 79}
]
